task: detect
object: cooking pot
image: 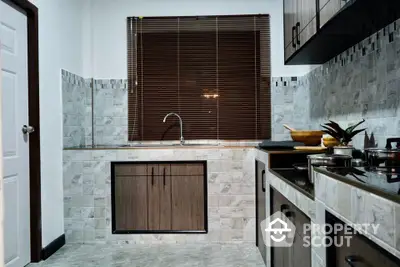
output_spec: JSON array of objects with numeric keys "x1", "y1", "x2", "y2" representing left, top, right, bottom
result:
[
  {"x1": 307, "y1": 154, "x2": 352, "y2": 184},
  {"x1": 365, "y1": 138, "x2": 400, "y2": 172}
]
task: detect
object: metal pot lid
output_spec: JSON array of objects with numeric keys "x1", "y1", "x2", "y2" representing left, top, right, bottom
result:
[
  {"x1": 307, "y1": 154, "x2": 352, "y2": 160},
  {"x1": 365, "y1": 148, "x2": 400, "y2": 153}
]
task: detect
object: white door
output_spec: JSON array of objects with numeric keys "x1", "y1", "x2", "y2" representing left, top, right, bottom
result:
[{"x1": 0, "y1": 1, "x2": 31, "y2": 267}]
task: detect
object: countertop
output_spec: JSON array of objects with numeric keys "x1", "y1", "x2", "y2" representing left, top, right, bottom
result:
[
  {"x1": 269, "y1": 168, "x2": 314, "y2": 200},
  {"x1": 315, "y1": 166, "x2": 400, "y2": 204}
]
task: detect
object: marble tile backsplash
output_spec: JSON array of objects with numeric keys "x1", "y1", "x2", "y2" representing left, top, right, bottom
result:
[
  {"x1": 272, "y1": 18, "x2": 400, "y2": 148},
  {"x1": 93, "y1": 79, "x2": 128, "y2": 145},
  {"x1": 62, "y1": 70, "x2": 92, "y2": 148}
]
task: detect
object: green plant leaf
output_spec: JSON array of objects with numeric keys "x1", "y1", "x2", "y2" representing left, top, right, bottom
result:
[
  {"x1": 326, "y1": 120, "x2": 346, "y2": 137},
  {"x1": 345, "y1": 119, "x2": 365, "y2": 134},
  {"x1": 347, "y1": 128, "x2": 367, "y2": 139}
]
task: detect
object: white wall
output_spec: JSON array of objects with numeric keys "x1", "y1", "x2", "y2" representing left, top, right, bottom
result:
[
  {"x1": 90, "y1": 0, "x2": 315, "y2": 79},
  {"x1": 29, "y1": 0, "x2": 87, "y2": 247}
]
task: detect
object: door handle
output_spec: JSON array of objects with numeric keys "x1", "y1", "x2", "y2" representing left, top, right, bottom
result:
[
  {"x1": 261, "y1": 170, "x2": 266, "y2": 192},
  {"x1": 345, "y1": 256, "x2": 362, "y2": 267},
  {"x1": 151, "y1": 167, "x2": 154, "y2": 186},
  {"x1": 296, "y1": 22, "x2": 300, "y2": 45},
  {"x1": 163, "y1": 168, "x2": 166, "y2": 187},
  {"x1": 22, "y1": 125, "x2": 35, "y2": 134},
  {"x1": 292, "y1": 26, "x2": 296, "y2": 48}
]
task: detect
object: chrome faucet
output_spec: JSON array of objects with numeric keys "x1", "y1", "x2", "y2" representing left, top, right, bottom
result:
[{"x1": 163, "y1": 112, "x2": 185, "y2": 145}]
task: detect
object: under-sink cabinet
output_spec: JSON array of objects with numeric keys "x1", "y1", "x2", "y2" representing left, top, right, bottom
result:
[{"x1": 111, "y1": 161, "x2": 207, "y2": 233}]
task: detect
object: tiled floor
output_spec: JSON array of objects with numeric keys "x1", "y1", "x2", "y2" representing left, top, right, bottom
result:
[{"x1": 29, "y1": 243, "x2": 265, "y2": 267}]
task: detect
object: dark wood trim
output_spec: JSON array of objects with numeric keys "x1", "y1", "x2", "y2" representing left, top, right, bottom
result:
[
  {"x1": 269, "y1": 186, "x2": 275, "y2": 267},
  {"x1": 255, "y1": 160, "x2": 259, "y2": 247},
  {"x1": 111, "y1": 161, "x2": 208, "y2": 234},
  {"x1": 3, "y1": 0, "x2": 42, "y2": 262},
  {"x1": 41, "y1": 234, "x2": 65, "y2": 260}
]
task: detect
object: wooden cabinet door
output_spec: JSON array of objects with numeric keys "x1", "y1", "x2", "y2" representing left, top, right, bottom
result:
[
  {"x1": 170, "y1": 164, "x2": 205, "y2": 231},
  {"x1": 147, "y1": 164, "x2": 172, "y2": 230},
  {"x1": 319, "y1": 0, "x2": 342, "y2": 28},
  {"x1": 158, "y1": 164, "x2": 172, "y2": 230},
  {"x1": 284, "y1": 0, "x2": 298, "y2": 61},
  {"x1": 335, "y1": 227, "x2": 400, "y2": 267},
  {"x1": 256, "y1": 160, "x2": 267, "y2": 264},
  {"x1": 296, "y1": 0, "x2": 317, "y2": 47},
  {"x1": 114, "y1": 164, "x2": 148, "y2": 231}
]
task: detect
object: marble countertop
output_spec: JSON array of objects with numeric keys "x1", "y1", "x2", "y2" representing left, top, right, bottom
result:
[{"x1": 315, "y1": 166, "x2": 400, "y2": 204}]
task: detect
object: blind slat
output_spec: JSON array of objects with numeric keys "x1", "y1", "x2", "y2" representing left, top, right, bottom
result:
[{"x1": 127, "y1": 15, "x2": 271, "y2": 141}]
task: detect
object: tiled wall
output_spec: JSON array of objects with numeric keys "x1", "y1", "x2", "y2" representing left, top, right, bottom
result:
[
  {"x1": 62, "y1": 70, "x2": 92, "y2": 148},
  {"x1": 272, "y1": 18, "x2": 400, "y2": 148},
  {"x1": 63, "y1": 148, "x2": 255, "y2": 244},
  {"x1": 93, "y1": 79, "x2": 128, "y2": 145}
]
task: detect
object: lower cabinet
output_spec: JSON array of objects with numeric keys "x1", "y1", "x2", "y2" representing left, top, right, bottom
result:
[
  {"x1": 256, "y1": 160, "x2": 267, "y2": 264},
  {"x1": 327, "y1": 213, "x2": 400, "y2": 267},
  {"x1": 271, "y1": 188, "x2": 311, "y2": 267},
  {"x1": 112, "y1": 162, "x2": 206, "y2": 233}
]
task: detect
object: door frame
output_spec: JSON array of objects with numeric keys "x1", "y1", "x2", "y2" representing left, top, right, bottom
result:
[{"x1": 2, "y1": 0, "x2": 41, "y2": 262}]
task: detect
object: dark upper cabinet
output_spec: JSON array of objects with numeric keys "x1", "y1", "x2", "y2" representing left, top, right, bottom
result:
[
  {"x1": 285, "y1": 0, "x2": 400, "y2": 64},
  {"x1": 284, "y1": 0, "x2": 317, "y2": 61}
]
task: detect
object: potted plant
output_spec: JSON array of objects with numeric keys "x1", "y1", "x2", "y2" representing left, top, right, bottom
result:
[{"x1": 321, "y1": 119, "x2": 366, "y2": 156}]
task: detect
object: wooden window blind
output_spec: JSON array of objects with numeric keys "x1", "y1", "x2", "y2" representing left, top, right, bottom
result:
[{"x1": 127, "y1": 15, "x2": 271, "y2": 141}]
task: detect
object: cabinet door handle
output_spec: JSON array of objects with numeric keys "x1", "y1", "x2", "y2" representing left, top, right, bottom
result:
[
  {"x1": 296, "y1": 22, "x2": 300, "y2": 45},
  {"x1": 292, "y1": 26, "x2": 296, "y2": 48},
  {"x1": 163, "y1": 168, "x2": 166, "y2": 187},
  {"x1": 280, "y1": 204, "x2": 290, "y2": 213},
  {"x1": 345, "y1": 256, "x2": 362, "y2": 267},
  {"x1": 151, "y1": 167, "x2": 154, "y2": 186},
  {"x1": 261, "y1": 170, "x2": 266, "y2": 192}
]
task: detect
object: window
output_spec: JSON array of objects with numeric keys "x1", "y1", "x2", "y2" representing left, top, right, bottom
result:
[{"x1": 127, "y1": 15, "x2": 271, "y2": 141}]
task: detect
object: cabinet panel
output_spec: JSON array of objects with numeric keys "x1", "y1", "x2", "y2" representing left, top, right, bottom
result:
[
  {"x1": 147, "y1": 166, "x2": 161, "y2": 230},
  {"x1": 115, "y1": 164, "x2": 147, "y2": 176},
  {"x1": 171, "y1": 176, "x2": 205, "y2": 231},
  {"x1": 256, "y1": 160, "x2": 267, "y2": 264},
  {"x1": 334, "y1": 225, "x2": 400, "y2": 267},
  {"x1": 319, "y1": 0, "x2": 342, "y2": 28},
  {"x1": 298, "y1": 14, "x2": 317, "y2": 47},
  {"x1": 171, "y1": 163, "x2": 204, "y2": 176},
  {"x1": 114, "y1": 175, "x2": 148, "y2": 230},
  {"x1": 284, "y1": 0, "x2": 297, "y2": 50}
]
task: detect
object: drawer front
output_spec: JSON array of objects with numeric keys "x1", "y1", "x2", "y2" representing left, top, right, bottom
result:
[{"x1": 335, "y1": 229, "x2": 400, "y2": 267}]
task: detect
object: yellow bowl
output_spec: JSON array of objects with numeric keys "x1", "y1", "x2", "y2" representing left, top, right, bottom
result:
[{"x1": 323, "y1": 137, "x2": 340, "y2": 147}]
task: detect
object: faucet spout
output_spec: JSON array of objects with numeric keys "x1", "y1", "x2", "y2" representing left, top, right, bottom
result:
[{"x1": 162, "y1": 112, "x2": 185, "y2": 145}]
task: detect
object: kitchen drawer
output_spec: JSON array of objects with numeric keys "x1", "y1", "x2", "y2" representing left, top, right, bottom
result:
[{"x1": 327, "y1": 213, "x2": 400, "y2": 267}]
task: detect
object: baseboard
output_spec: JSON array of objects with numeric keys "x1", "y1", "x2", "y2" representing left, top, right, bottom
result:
[{"x1": 41, "y1": 234, "x2": 65, "y2": 260}]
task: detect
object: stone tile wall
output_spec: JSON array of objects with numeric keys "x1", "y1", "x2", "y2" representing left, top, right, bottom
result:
[
  {"x1": 272, "y1": 18, "x2": 400, "y2": 148},
  {"x1": 93, "y1": 79, "x2": 128, "y2": 145},
  {"x1": 63, "y1": 148, "x2": 255, "y2": 244},
  {"x1": 62, "y1": 70, "x2": 92, "y2": 148}
]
